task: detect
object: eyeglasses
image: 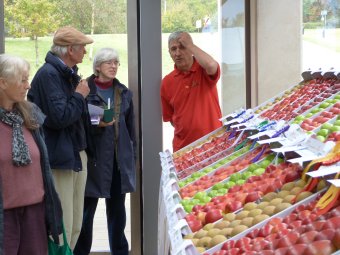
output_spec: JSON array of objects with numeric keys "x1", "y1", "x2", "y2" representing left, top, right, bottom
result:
[{"x1": 103, "y1": 60, "x2": 120, "y2": 66}]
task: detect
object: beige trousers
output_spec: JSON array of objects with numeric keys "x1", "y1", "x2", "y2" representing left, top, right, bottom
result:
[{"x1": 52, "y1": 150, "x2": 87, "y2": 249}]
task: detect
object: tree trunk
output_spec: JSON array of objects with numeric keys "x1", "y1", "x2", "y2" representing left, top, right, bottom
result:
[
  {"x1": 35, "y1": 35, "x2": 39, "y2": 67},
  {"x1": 89, "y1": 0, "x2": 95, "y2": 61}
]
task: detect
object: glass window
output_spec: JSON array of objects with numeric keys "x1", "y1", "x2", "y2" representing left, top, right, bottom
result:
[{"x1": 302, "y1": 0, "x2": 340, "y2": 71}]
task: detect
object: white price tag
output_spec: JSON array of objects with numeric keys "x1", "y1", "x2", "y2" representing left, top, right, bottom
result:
[
  {"x1": 307, "y1": 165, "x2": 340, "y2": 178},
  {"x1": 285, "y1": 124, "x2": 308, "y2": 144},
  {"x1": 328, "y1": 179, "x2": 340, "y2": 187},
  {"x1": 257, "y1": 137, "x2": 285, "y2": 144},
  {"x1": 272, "y1": 145, "x2": 307, "y2": 153},
  {"x1": 224, "y1": 117, "x2": 241, "y2": 126},
  {"x1": 303, "y1": 136, "x2": 334, "y2": 156},
  {"x1": 167, "y1": 210, "x2": 178, "y2": 229},
  {"x1": 169, "y1": 228, "x2": 183, "y2": 252},
  {"x1": 248, "y1": 130, "x2": 274, "y2": 139}
]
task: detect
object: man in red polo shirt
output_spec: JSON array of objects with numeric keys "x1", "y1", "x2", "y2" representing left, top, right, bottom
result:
[{"x1": 161, "y1": 31, "x2": 222, "y2": 152}]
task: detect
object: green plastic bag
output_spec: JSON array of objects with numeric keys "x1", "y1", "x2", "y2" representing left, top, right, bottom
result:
[{"x1": 48, "y1": 224, "x2": 73, "y2": 255}]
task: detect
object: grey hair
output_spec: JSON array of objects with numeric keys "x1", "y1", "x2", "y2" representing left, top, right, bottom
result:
[
  {"x1": 168, "y1": 31, "x2": 185, "y2": 48},
  {"x1": 50, "y1": 44, "x2": 68, "y2": 57},
  {"x1": 93, "y1": 48, "x2": 120, "y2": 76},
  {"x1": 0, "y1": 54, "x2": 30, "y2": 84}
]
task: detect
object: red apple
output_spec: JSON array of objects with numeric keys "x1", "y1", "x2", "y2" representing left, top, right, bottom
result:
[
  {"x1": 296, "y1": 230, "x2": 318, "y2": 244},
  {"x1": 205, "y1": 209, "x2": 222, "y2": 224},
  {"x1": 303, "y1": 240, "x2": 336, "y2": 255}
]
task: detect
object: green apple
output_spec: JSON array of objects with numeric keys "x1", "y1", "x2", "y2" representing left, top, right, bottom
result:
[
  {"x1": 311, "y1": 108, "x2": 322, "y2": 114},
  {"x1": 208, "y1": 190, "x2": 219, "y2": 198},
  {"x1": 242, "y1": 171, "x2": 253, "y2": 179},
  {"x1": 321, "y1": 123, "x2": 333, "y2": 130},
  {"x1": 305, "y1": 113, "x2": 314, "y2": 118},
  {"x1": 200, "y1": 196, "x2": 211, "y2": 204},
  {"x1": 295, "y1": 115, "x2": 306, "y2": 121},
  {"x1": 317, "y1": 129, "x2": 329, "y2": 137},
  {"x1": 224, "y1": 181, "x2": 236, "y2": 189},
  {"x1": 319, "y1": 102, "x2": 331, "y2": 109},
  {"x1": 331, "y1": 126, "x2": 340, "y2": 132},
  {"x1": 253, "y1": 167, "x2": 266, "y2": 176},
  {"x1": 247, "y1": 164, "x2": 260, "y2": 172},
  {"x1": 217, "y1": 188, "x2": 227, "y2": 195},
  {"x1": 230, "y1": 172, "x2": 242, "y2": 182},
  {"x1": 194, "y1": 191, "x2": 206, "y2": 200},
  {"x1": 316, "y1": 135, "x2": 326, "y2": 142},
  {"x1": 259, "y1": 159, "x2": 271, "y2": 168},
  {"x1": 236, "y1": 179, "x2": 245, "y2": 185},
  {"x1": 212, "y1": 182, "x2": 224, "y2": 190},
  {"x1": 335, "y1": 95, "x2": 340, "y2": 100},
  {"x1": 334, "y1": 120, "x2": 340, "y2": 126}
]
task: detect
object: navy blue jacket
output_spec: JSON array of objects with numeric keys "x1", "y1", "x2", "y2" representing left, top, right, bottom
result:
[
  {"x1": 85, "y1": 75, "x2": 136, "y2": 196},
  {"x1": 27, "y1": 51, "x2": 87, "y2": 171}
]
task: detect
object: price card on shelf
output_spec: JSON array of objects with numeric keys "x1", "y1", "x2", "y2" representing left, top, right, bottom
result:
[
  {"x1": 284, "y1": 124, "x2": 308, "y2": 145},
  {"x1": 257, "y1": 137, "x2": 285, "y2": 144},
  {"x1": 307, "y1": 164, "x2": 340, "y2": 178},
  {"x1": 248, "y1": 130, "x2": 274, "y2": 139},
  {"x1": 303, "y1": 137, "x2": 335, "y2": 156},
  {"x1": 287, "y1": 149, "x2": 319, "y2": 163},
  {"x1": 224, "y1": 117, "x2": 241, "y2": 126},
  {"x1": 167, "y1": 210, "x2": 179, "y2": 230},
  {"x1": 328, "y1": 179, "x2": 340, "y2": 187},
  {"x1": 169, "y1": 227, "x2": 184, "y2": 253},
  {"x1": 271, "y1": 144, "x2": 307, "y2": 153}
]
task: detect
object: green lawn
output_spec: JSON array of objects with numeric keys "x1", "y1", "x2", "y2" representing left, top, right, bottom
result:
[{"x1": 303, "y1": 28, "x2": 340, "y2": 53}]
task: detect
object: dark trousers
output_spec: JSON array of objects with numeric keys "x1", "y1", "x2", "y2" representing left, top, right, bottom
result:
[
  {"x1": 4, "y1": 201, "x2": 47, "y2": 255},
  {"x1": 74, "y1": 169, "x2": 128, "y2": 255}
]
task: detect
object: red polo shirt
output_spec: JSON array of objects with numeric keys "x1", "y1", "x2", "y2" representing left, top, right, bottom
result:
[{"x1": 161, "y1": 59, "x2": 222, "y2": 152}]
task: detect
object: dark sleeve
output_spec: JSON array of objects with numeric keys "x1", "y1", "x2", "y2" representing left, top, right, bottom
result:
[
  {"x1": 29, "y1": 70, "x2": 86, "y2": 129},
  {"x1": 125, "y1": 91, "x2": 137, "y2": 160}
]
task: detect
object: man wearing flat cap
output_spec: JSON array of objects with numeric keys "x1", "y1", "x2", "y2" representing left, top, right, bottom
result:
[{"x1": 28, "y1": 26, "x2": 93, "y2": 249}]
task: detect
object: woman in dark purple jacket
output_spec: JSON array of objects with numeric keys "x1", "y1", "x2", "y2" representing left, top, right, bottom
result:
[{"x1": 74, "y1": 48, "x2": 136, "y2": 255}]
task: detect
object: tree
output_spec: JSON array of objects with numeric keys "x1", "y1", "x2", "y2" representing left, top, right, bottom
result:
[
  {"x1": 54, "y1": 0, "x2": 126, "y2": 34},
  {"x1": 5, "y1": 0, "x2": 60, "y2": 66}
]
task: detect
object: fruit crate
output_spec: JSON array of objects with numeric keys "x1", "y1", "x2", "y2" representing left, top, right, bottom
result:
[
  {"x1": 176, "y1": 132, "x2": 250, "y2": 180},
  {"x1": 203, "y1": 189, "x2": 326, "y2": 254}
]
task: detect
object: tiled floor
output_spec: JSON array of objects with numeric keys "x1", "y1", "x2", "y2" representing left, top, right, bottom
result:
[{"x1": 91, "y1": 194, "x2": 131, "y2": 252}]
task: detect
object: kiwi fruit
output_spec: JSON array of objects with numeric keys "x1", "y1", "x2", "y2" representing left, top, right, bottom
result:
[
  {"x1": 253, "y1": 214, "x2": 270, "y2": 225},
  {"x1": 295, "y1": 191, "x2": 313, "y2": 202},
  {"x1": 197, "y1": 236, "x2": 212, "y2": 248},
  {"x1": 270, "y1": 198, "x2": 283, "y2": 206},
  {"x1": 231, "y1": 225, "x2": 248, "y2": 236},
  {"x1": 236, "y1": 210, "x2": 250, "y2": 220},
  {"x1": 223, "y1": 213, "x2": 236, "y2": 221},
  {"x1": 243, "y1": 202, "x2": 258, "y2": 211},
  {"x1": 207, "y1": 228, "x2": 221, "y2": 238},
  {"x1": 227, "y1": 219, "x2": 241, "y2": 228},
  {"x1": 281, "y1": 182, "x2": 295, "y2": 191},
  {"x1": 248, "y1": 208, "x2": 263, "y2": 217},
  {"x1": 274, "y1": 202, "x2": 292, "y2": 214},
  {"x1": 241, "y1": 217, "x2": 254, "y2": 227},
  {"x1": 209, "y1": 235, "x2": 227, "y2": 247},
  {"x1": 257, "y1": 201, "x2": 270, "y2": 210},
  {"x1": 262, "y1": 205, "x2": 276, "y2": 216},
  {"x1": 214, "y1": 220, "x2": 230, "y2": 229},
  {"x1": 262, "y1": 192, "x2": 277, "y2": 201},
  {"x1": 290, "y1": 186, "x2": 303, "y2": 195},
  {"x1": 194, "y1": 229, "x2": 208, "y2": 239}
]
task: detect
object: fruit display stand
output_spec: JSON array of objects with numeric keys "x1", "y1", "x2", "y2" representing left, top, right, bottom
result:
[{"x1": 158, "y1": 72, "x2": 340, "y2": 255}]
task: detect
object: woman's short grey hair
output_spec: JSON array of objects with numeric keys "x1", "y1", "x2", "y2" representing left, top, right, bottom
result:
[
  {"x1": 50, "y1": 44, "x2": 68, "y2": 57},
  {"x1": 0, "y1": 54, "x2": 30, "y2": 84},
  {"x1": 168, "y1": 31, "x2": 185, "y2": 48},
  {"x1": 93, "y1": 48, "x2": 120, "y2": 76}
]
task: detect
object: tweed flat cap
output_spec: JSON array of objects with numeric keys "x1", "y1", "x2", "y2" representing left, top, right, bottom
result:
[{"x1": 53, "y1": 26, "x2": 93, "y2": 46}]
